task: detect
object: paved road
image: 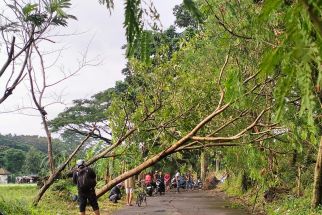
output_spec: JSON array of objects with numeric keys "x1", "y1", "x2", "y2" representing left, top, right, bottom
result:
[{"x1": 112, "y1": 190, "x2": 248, "y2": 215}]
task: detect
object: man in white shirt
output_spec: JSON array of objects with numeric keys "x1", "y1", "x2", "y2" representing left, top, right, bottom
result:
[{"x1": 175, "y1": 171, "x2": 180, "y2": 193}]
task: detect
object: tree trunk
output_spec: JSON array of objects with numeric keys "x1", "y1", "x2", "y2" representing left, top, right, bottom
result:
[
  {"x1": 297, "y1": 165, "x2": 302, "y2": 197},
  {"x1": 312, "y1": 136, "x2": 322, "y2": 208},
  {"x1": 105, "y1": 161, "x2": 110, "y2": 184},
  {"x1": 42, "y1": 115, "x2": 55, "y2": 174},
  {"x1": 215, "y1": 159, "x2": 220, "y2": 172},
  {"x1": 200, "y1": 150, "x2": 207, "y2": 182},
  {"x1": 96, "y1": 134, "x2": 191, "y2": 197}
]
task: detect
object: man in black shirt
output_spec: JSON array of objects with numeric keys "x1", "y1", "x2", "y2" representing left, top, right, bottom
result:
[{"x1": 73, "y1": 159, "x2": 100, "y2": 215}]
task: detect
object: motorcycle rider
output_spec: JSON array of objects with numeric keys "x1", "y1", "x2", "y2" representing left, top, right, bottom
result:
[
  {"x1": 144, "y1": 172, "x2": 154, "y2": 196},
  {"x1": 155, "y1": 171, "x2": 165, "y2": 194}
]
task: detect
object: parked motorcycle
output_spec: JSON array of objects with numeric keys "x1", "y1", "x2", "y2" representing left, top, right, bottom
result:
[
  {"x1": 145, "y1": 182, "x2": 154, "y2": 196},
  {"x1": 193, "y1": 179, "x2": 203, "y2": 190},
  {"x1": 170, "y1": 176, "x2": 186, "y2": 189},
  {"x1": 155, "y1": 178, "x2": 165, "y2": 195}
]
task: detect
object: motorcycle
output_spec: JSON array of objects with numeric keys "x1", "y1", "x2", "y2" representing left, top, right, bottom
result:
[
  {"x1": 145, "y1": 183, "x2": 153, "y2": 196},
  {"x1": 170, "y1": 176, "x2": 186, "y2": 189},
  {"x1": 155, "y1": 178, "x2": 165, "y2": 195},
  {"x1": 145, "y1": 182, "x2": 154, "y2": 196},
  {"x1": 193, "y1": 179, "x2": 203, "y2": 190}
]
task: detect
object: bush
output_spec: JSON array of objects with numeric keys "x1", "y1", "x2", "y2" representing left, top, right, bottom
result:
[
  {"x1": 50, "y1": 179, "x2": 74, "y2": 192},
  {"x1": 0, "y1": 198, "x2": 31, "y2": 215}
]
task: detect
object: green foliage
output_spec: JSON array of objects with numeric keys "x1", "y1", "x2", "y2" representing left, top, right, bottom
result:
[
  {"x1": 22, "y1": 4, "x2": 38, "y2": 16},
  {"x1": 3, "y1": 148, "x2": 25, "y2": 173},
  {"x1": 222, "y1": 172, "x2": 246, "y2": 196},
  {"x1": 0, "y1": 197, "x2": 33, "y2": 215},
  {"x1": 173, "y1": 3, "x2": 199, "y2": 28},
  {"x1": 23, "y1": 147, "x2": 46, "y2": 175},
  {"x1": 124, "y1": 0, "x2": 142, "y2": 56},
  {"x1": 0, "y1": 134, "x2": 48, "y2": 153},
  {"x1": 50, "y1": 179, "x2": 74, "y2": 193},
  {"x1": 266, "y1": 188, "x2": 322, "y2": 215},
  {"x1": 0, "y1": 184, "x2": 106, "y2": 214},
  {"x1": 259, "y1": 0, "x2": 322, "y2": 131},
  {"x1": 183, "y1": 0, "x2": 203, "y2": 24},
  {"x1": 8, "y1": 0, "x2": 76, "y2": 27},
  {"x1": 49, "y1": 89, "x2": 113, "y2": 133},
  {"x1": 27, "y1": 0, "x2": 320, "y2": 212},
  {"x1": 0, "y1": 134, "x2": 67, "y2": 175}
]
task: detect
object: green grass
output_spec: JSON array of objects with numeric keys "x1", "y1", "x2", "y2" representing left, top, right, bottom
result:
[
  {"x1": 0, "y1": 183, "x2": 124, "y2": 215},
  {"x1": 266, "y1": 188, "x2": 322, "y2": 215},
  {"x1": 219, "y1": 176, "x2": 322, "y2": 215}
]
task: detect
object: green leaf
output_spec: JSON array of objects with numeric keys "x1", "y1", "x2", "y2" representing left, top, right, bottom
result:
[
  {"x1": 183, "y1": 0, "x2": 203, "y2": 23},
  {"x1": 22, "y1": 3, "x2": 38, "y2": 16},
  {"x1": 259, "y1": 0, "x2": 283, "y2": 20},
  {"x1": 124, "y1": 0, "x2": 142, "y2": 56}
]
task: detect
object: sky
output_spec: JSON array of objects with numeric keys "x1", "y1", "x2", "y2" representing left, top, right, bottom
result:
[{"x1": 0, "y1": 0, "x2": 181, "y2": 136}]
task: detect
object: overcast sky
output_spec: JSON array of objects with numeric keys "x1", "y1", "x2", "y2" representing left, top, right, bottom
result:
[{"x1": 0, "y1": 0, "x2": 181, "y2": 136}]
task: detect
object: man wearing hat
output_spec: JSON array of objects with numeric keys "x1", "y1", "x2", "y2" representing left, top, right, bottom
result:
[{"x1": 73, "y1": 159, "x2": 100, "y2": 215}]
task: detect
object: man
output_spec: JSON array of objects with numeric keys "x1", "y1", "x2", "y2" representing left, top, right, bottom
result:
[
  {"x1": 186, "y1": 171, "x2": 193, "y2": 190},
  {"x1": 109, "y1": 183, "x2": 122, "y2": 203},
  {"x1": 124, "y1": 176, "x2": 135, "y2": 206},
  {"x1": 175, "y1": 170, "x2": 180, "y2": 193},
  {"x1": 73, "y1": 159, "x2": 100, "y2": 215},
  {"x1": 145, "y1": 172, "x2": 152, "y2": 185}
]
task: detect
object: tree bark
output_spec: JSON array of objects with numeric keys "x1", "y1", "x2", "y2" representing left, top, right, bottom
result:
[
  {"x1": 297, "y1": 165, "x2": 302, "y2": 197},
  {"x1": 215, "y1": 158, "x2": 220, "y2": 172},
  {"x1": 42, "y1": 115, "x2": 55, "y2": 174},
  {"x1": 312, "y1": 136, "x2": 322, "y2": 208},
  {"x1": 200, "y1": 150, "x2": 207, "y2": 182}
]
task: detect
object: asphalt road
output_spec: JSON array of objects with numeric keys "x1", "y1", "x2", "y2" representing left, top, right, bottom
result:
[{"x1": 112, "y1": 190, "x2": 248, "y2": 215}]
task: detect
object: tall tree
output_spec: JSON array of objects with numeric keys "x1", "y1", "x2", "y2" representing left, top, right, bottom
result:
[
  {"x1": 4, "y1": 148, "x2": 25, "y2": 173},
  {"x1": 23, "y1": 147, "x2": 45, "y2": 175},
  {"x1": 0, "y1": 0, "x2": 76, "y2": 105}
]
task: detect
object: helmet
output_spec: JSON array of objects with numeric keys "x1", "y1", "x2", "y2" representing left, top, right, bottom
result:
[{"x1": 76, "y1": 159, "x2": 85, "y2": 167}]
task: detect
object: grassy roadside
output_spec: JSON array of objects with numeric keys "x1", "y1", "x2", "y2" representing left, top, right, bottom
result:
[
  {"x1": 219, "y1": 175, "x2": 322, "y2": 215},
  {"x1": 0, "y1": 182, "x2": 123, "y2": 215}
]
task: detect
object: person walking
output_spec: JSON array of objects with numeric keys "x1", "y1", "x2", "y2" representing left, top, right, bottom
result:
[
  {"x1": 124, "y1": 176, "x2": 135, "y2": 206},
  {"x1": 73, "y1": 159, "x2": 100, "y2": 215}
]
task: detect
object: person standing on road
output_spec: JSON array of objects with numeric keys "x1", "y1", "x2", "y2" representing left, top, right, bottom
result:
[
  {"x1": 186, "y1": 171, "x2": 193, "y2": 190},
  {"x1": 175, "y1": 170, "x2": 180, "y2": 193},
  {"x1": 164, "y1": 172, "x2": 171, "y2": 192},
  {"x1": 124, "y1": 176, "x2": 135, "y2": 206},
  {"x1": 73, "y1": 159, "x2": 100, "y2": 215}
]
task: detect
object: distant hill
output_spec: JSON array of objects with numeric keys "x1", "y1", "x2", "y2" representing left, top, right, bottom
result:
[
  {"x1": 0, "y1": 133, "x2": 84, "y2": 175},
  {"x1": 0, "y1": 134, "x2": 48, "y2": 153}
]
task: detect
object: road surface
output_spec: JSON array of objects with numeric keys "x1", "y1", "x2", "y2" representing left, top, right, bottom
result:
[{"x1": 111, "y1": 190, "x2": 248, "y2": 215}]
